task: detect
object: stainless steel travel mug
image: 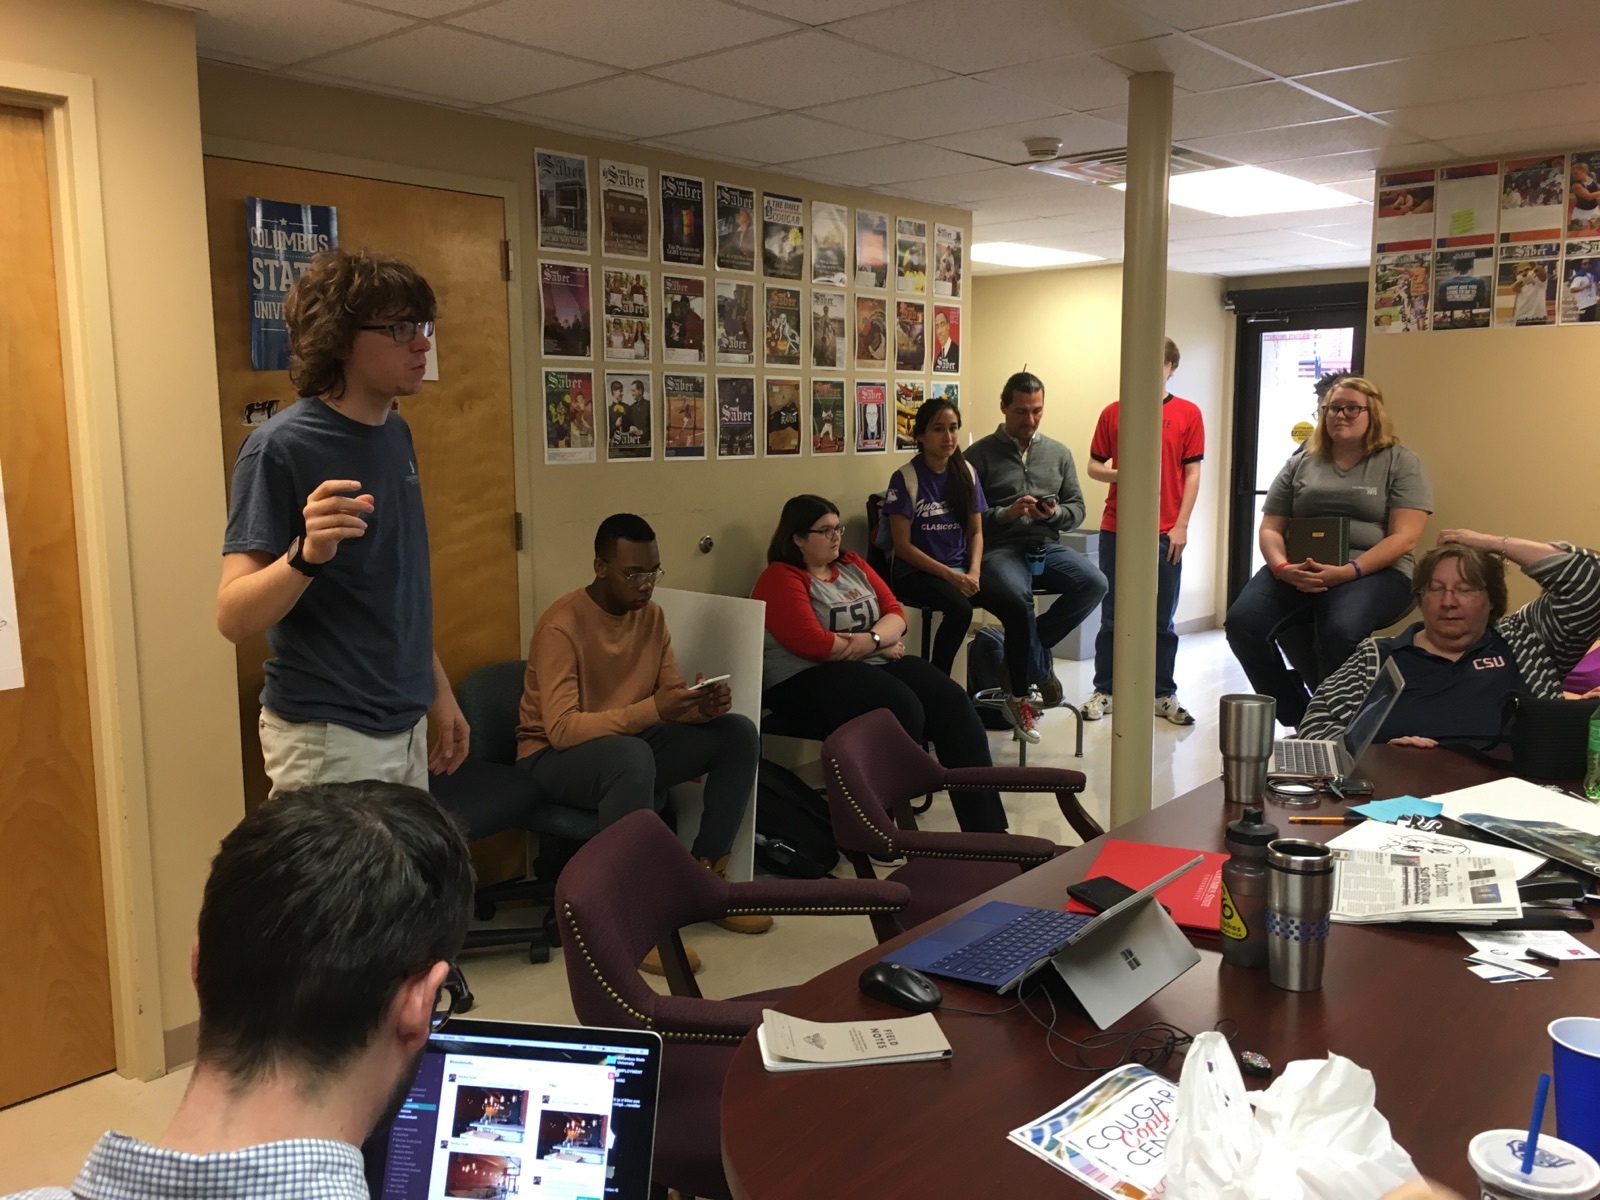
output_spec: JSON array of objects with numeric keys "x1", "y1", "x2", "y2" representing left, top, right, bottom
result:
[
  {"x1": 1219, "y1": 694, "x2": 1275, "y2": 806},
  {"x1": 1265, "y1": 838, "x2": 1334, "y2": 992}
]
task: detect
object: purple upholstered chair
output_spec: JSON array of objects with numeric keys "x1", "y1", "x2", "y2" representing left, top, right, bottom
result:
[
  {"x1": 555, "y1": 810, "x2": 909, "y2": 1200},
  {"x1": 821, "y1": 708, "x2": 1104, "y2": 942}
]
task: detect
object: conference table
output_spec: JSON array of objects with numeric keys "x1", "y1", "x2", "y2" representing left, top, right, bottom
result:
[{"x1": 720, "y1": 746, "x2": 1597, "y2": 1198}]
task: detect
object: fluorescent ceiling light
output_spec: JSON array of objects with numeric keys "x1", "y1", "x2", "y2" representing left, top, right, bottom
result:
[
  {"x1": 970, "y1": 242, "x2": 1104, "y2": 268},
  {"x1": 1110, "y1": 166, "x2": 1365, "y2": 218}
]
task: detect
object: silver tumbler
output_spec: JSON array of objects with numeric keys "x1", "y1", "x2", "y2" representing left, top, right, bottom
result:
[
  {"x1": 1219, "y1": 694, "x2": 1276, "y2": 806},
  {"x1": 1265, "y1": 838, "x2": 1334, "y2": 992}
]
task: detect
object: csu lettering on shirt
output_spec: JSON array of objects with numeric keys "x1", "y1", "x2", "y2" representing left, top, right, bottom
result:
[
  {"x1": 824, "y1": 578, "x2": 876, "y2": 632},
  {"x1": 1472, "y1": 655, "x2": 1506, "y2": 670}
]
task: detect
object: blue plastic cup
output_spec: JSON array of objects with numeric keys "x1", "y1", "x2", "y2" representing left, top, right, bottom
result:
[
  {"x1": 1025, "y1": 544, "x2": 1047, "y2": 577},
  {"x1": 1551, "y1": 1017, "x2": 1600, "y2": 1161}
]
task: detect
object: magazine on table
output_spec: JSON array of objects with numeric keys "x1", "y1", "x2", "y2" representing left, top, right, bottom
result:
[
  {"x1": 1008, "y1": 1063, "x2": 1176, "y2": 1198},
  {"x1": 1328, "y1": 849, "x2": 1521, "y2": 924}
]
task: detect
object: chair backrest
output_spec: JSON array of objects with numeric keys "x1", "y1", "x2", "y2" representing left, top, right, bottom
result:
[
  {"x1": 865, "y1": 492, "x2": 890, "y2": 577},
  {"x1": 556, "y1": 811, "x2": 727, "y2": 1031},
  {"x1": 455, "y1": 660, "x2": 528, "y2": 767},
  {"x1": 821, "y1": 709, "x2": 945, "y2": 857}
]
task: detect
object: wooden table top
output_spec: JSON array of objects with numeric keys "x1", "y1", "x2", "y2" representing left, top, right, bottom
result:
[{"x1": 720, "y1": 746, "x2": 1597, "y2": 1199}]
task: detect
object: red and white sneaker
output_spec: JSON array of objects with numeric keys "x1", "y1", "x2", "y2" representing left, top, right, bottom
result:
[{"x1": 1002, "y1": 694, "x2": 1043, "y2": 744}]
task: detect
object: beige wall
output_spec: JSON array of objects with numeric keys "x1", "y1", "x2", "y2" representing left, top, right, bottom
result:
[
  {"x1": 5, "y1": 0, "x2": 241, "y2": 1061},
  {"x1": 968, "y1": 266, "x2": 1231, "y2": 627},
  {"x1": 197, "y1": 64, "x2": 972, "y2": 619}
]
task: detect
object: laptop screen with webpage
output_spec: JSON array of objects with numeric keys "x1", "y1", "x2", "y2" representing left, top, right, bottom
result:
[
  {"x1": 1341, "y1": 656, "x2": 1405, "y2": 761},
  {"x1": 365, "y1": 1019, "x2": 662, "y2": 1200}
]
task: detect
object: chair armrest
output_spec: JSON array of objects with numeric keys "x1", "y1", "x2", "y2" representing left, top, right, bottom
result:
[
  {"x1": 651, "y1": 995, "x2": 768, "y2": 1043},
  {"x1": 724, "y1": 877, "x2": 910, "y2": 916},
  {"x1": 944, "y1": 766, "x2": 1087, "y2": 793},
  {"x1": 893, "y1": 829, "x2": 1058, "y2": 865}
]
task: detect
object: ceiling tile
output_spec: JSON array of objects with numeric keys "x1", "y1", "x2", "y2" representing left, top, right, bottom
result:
[
  {"x1": 1089, "y1": 81, "x2": 1349, "y2": 141},
  {"x1": 1440, "y1": 123, "x2": 1600, "y2": 161},
  {"x1": 971, "y1": 49, "x2": 1136, "y2": 112},
  {"x1": 732, "y1": 0, "x2": 902, "y2": 23},
  {"x1": 804, "y1": 76, "x2": 1069, "y2": 141},
  {"x1": 1257, "y1": 145, "x2": 1437, "y2": 183},
  {"x1": 926, "y1": 112, "x2": 1128, "y2": 164},
  {"x1": 499, "y1": 74, "x2": 771, "y2": 138},
  {"x1": 284, "y1": 68, "x2": 487, "y2": 109},
  {"x1": 1121, "y1": 0, "x2": 1357, "y2": 30},
  {"x1": 193, "y1": 0, "x2": 413, "y2": 67},
  {"x1": 1184, "y1": 115, "x2": 1419, "y2": 163},
  {"x1": 823, "y1": 0, "x2": 1164, "y2": 73},
  {"x1": 1294, "y1": 38, "x2": 1551, "y2": 113},
  {"x1": 889, "y1": 166, "x2": 1067, "y2": 205},
  {"x1": 1098, "y1": 35, "x2": 1271, "y2": 93},
  {"x1": 1378, "y1": 83, "x2": 1594, "y2": 142},
  {"x1": 479, "y1": 106, "x2": 618, "y2": 138},
  {"x1": 780, "y1": 142, "x2": 993, "y2": 186},
  {"x1": 650, "y1": 30, "x2": 949, "y2": 106},
  {"x1": 354, "y1": 0, "x2": 484, "y2": 16},
  {"x1": 652, "y1": 112, "x2": 893, "y2": 162},
  {"x1": 449, "y1": 0, "x2": 795, "y2": 70}
]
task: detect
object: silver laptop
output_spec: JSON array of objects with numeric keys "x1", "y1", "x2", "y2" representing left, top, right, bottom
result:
[
  {"x1": 1050, "y1": 882, "x2": 1204, "y2": 1029},
  {"x1": 1272, "y1": 655, "x2": 1405, "y2": 781}
]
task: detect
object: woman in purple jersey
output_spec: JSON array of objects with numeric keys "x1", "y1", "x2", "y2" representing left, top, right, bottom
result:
[{"x1": 883, "y1": 397, "x2": 1040, "y2": 743}]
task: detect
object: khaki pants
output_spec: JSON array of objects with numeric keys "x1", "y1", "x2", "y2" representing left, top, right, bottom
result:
[{"x1": 259, "y1": 707, "x2": 429, "y2": 796}]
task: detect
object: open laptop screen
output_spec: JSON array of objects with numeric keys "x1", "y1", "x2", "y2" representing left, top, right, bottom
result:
[
  {"x1": 1341, "y1": 656, "x2": 1405, "y2": 761},
  {"x1": 365, "y1": 1019, "x2": 662, "y2": 1200}
]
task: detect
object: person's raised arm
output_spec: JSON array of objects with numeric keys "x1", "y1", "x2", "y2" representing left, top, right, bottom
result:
[{"x1": 1444, "y1": 530, "x2": 1600, "y2": 673}]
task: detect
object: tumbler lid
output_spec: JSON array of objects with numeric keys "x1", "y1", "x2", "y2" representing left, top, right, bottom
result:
[
  {"x1": 1226, "y1": 807, "x2": 1279, "y2": 847},
  {"x1": 1267, "y1": 838, "x2": 1334, "y2": 873}
]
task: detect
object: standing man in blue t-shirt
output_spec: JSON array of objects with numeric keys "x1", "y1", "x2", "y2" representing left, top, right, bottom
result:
[{"x1": 218, "y1": 249, "x2": 469, "y2": 795}]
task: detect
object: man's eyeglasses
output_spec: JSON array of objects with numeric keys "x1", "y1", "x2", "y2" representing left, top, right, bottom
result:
[
  {"x1": 361, "y1": 319, "x2": 435, "y2": 343},
  {"x1": 622, "y1": 567, "x2": 665, "y2": 587},
  {"x1": 808, "y1": 523, "x2": 846, "y2": 539},
  {"x1": 1321, "y1": 403, "x2": 1368, "y2": 419},
  {"x1": 431, "y1": 963, "x2": 470, "y2": 1032},
  {"x1": 1422, "y1": 583, "x2": 1487, "y2": 600}
]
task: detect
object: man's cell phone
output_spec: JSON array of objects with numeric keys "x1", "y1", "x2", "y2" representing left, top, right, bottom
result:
[
  {"x1": 1034, "y1": 494, "x2": 1057, "y2": 512},
  {"x1": 688, "y1": 674, "x2": 731, "y2": 690},
  {"x1": 1066, "y1": 876, "x2": 1139, "y2": 913}
]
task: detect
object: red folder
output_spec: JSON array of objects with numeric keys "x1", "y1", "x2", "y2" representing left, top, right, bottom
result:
[{"x1": 1065, "y1": 840, "x2": 1226, "y2": 934}]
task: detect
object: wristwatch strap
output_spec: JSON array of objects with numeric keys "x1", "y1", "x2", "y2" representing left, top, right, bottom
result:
[{"x1": 287, "y1": 536, "x2": 323, "y2": 578}]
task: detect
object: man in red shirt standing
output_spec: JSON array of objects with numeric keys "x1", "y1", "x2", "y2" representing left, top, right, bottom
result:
[{"x1": 1081, "y1": 337, "x2": 1204, "y2": 725}]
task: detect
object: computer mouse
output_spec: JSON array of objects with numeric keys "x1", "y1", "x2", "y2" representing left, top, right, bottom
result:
[{"x1": 858, "y1": 962, "x2": 943, "y2": 1013}]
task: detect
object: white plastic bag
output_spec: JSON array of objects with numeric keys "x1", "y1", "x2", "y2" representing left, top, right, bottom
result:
[{"x1": 1165, "y1": 1032, "x2": 1418, "y2": 1200}]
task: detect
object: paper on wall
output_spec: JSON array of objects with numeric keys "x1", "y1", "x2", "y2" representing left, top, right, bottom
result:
[{"x1": 0, "y1": 456, "x2": 20, "y2": 690}]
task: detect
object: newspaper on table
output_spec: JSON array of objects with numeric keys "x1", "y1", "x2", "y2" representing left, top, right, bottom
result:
[
  {"x1": 1329, "y1": 849, "x2": 1522, "y2": 924},
  {"x1": 1327, "y1": 818, "x2": 1546, "y2": 880}
]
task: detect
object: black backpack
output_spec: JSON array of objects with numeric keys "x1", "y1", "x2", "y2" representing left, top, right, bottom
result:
[{"x1": 754, "y1": 759, "x2": 839, "y2": 878}]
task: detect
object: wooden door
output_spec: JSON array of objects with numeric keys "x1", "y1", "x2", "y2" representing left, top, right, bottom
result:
[
  {"x1": 0, "y1": 105, "x2": 115, "y2": 1106},
  {"x1": 204, "y1": 158, "x2": 522, "y2": 813}
]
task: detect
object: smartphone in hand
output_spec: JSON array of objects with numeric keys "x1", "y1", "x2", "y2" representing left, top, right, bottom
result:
[{"x1": 688, "y1": 674, "x2": 731, "y2": 691}]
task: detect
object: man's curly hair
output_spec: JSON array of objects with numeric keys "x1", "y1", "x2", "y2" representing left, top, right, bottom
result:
[{"x1": 284, "y1": 249, "x2": 436, "y2": 399}]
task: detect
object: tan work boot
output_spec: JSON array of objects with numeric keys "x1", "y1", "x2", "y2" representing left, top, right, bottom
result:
[
  {"x1": 701, "y1": 855, "x2": 775, "y2": 934},
  {"x1": 641, "y1": 942, "x2": 701, "y2": 976}
]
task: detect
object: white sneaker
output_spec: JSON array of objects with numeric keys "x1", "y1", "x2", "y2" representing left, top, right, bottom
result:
[
  {"x1": 1080, "y1": 691, "x2": 1112, "y2": 721},
  {"x1": 1154, "y1": 695, "x2": 1195, "y2": 726},
  {"x1": 1002, "y1": 694, "x2": 1043, "y2": 744}
]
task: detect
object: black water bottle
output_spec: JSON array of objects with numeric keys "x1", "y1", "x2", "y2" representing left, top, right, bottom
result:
[{"x1": 1219, "y1": 806, "x2": 1278, "y2": 968}]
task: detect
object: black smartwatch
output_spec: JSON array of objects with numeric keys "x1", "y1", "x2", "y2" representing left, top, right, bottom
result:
[
  {"x1": 286, "y1": 536, "x2": 323, "y2": 578},
  {"x1": 869, "y1": 630, "x2": 882, "y2": 649}
]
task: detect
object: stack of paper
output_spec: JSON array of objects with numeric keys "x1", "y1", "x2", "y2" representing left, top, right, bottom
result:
[
  {"x1": 1328, "y1": 819, "x2": 1546, "y2": 880},
  {"x1": 757, "y1": 1009, "x2": 951, "y2": 1072},
  {"x1": 1329, "y1": 849, "x2": 1522, "y2": 924},
  {"x1": 1437, "y1": 777, "x2": 1600, "y2": 879}
]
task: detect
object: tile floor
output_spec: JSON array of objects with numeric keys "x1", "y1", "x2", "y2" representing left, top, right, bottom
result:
[{"x1": 0, "y1": 629, "x2": 1257, "y2": 1192}]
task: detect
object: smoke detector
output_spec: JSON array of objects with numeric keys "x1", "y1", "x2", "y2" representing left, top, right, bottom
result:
[
  {"x1": 1027, "y1": 145, "x2": 1230, "y2": 184},
  {"x1": 1022, "y1": 137, "x2": 1063, "y2": 160}
]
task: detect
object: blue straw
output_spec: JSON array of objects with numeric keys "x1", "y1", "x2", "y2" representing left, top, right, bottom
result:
[{"x1": 1522, "y1": 1073, "x2": 1551, "y2": 1175}]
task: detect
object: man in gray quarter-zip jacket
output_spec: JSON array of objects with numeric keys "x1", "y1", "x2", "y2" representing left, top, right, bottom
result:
[{"x1": 965, "y1": 370, "x2": 1108, "y2": 707}]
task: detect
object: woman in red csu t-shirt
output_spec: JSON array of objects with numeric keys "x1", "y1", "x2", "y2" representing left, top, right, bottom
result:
[{"x1": 752, "y1": 493, "x2": 1007, "y2": 832}]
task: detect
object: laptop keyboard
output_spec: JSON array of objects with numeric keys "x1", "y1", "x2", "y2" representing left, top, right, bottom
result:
[
  {"x1": 1274, "y1": 740, "x2": 1337, "y2": 777},
  {"x1": 926, "y1": 908, "x2": 1093, "y2": 982}
]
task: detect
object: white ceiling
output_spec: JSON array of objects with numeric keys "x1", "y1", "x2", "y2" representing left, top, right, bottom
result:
[{"x1": 182, "y1": 0, "x2": 1600, "y2": 277}]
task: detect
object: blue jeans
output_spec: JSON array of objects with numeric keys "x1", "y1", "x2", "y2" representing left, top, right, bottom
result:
[
  {"x1": 983, "y1": 541, "x2": 1109, "y2": 685},
  {"x1": 1092, "y1": 531, "x2": 1181, "y2": 697}
]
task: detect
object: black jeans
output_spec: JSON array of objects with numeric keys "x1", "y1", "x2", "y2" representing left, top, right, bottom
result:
[
  {"x1": 762, "y1": 657, "x2": 1007, "y2": 832},
  {"x1": 891, "y1": 567, "x2": 1034, "y2": 696}
]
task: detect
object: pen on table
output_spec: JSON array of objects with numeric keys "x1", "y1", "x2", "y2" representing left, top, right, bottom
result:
[{"x1": 1288, "y1": 815, "x2": 1367, "y2": 825}]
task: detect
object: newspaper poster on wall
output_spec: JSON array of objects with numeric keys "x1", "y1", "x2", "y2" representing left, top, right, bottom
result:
[
  {"x1": 1374, "y1": 169, "x2": 1436, "y2": 251},
  {"x1": 0, "y1": 456, "x2": 21, "y2": 689},
  {"x1": 663, "y1": 372, "x2": 706, "y2": 460},
  {"x1": 716, "y1": 375, "x2": 757, "y2": 459},
  {"x1": 896, "y1": 216, "x2": 928, "y2": 295},
  {"x1": 715, "y1": 183, "x2": 757, "y2": 273},
  {"x1": 543, "y1": 369, "x2": 596, "y2": 465},
  {"x1": 895, "y1": 299, "x2": 926, "y2": 371},
  {"x1": 855, "y1": 382, "x2": 887, "y2": 454},
  {"x1": 932, "y1": 304, "x2": 960, "y2": 373},
  {"x1": 602, "y1": 269, "x2": 651, "y2": 362},
  {"x1": 855, "y1": 296, "x2": 888, "y2": 366},
  {"x1": 764, "y1": 285, "x2": 802, "y2": 368},
  {"x1": 812, "y1": 290, "x2": 846, "y2": 369},
  {"x1": 856, "y1": 209, "x2": 888, "y2": 288},
  {"x1": 1495, "y1": 242, "x2": 1559, "y2": 326},
  {"x1": 246, "y1": 196, "x2": 337, "y2": 371},
  {"x1": 1372, "y1": 250, "x2": 1431, "y2": 333},
  {"x1": 1434, "y1": 161, "x2": 1499, "y2": 249},
  {"x1": 762, "y1": 192, "x2": 805, "y2": 280},
  {"x1": 1432, "y1": 245, "x2": 1494, "y2": 330},
  {"x1": 811, "y1": 379, "x2": 846, "y2": 456},
  {"x1": 661, "y1": 172, "x2": 705, "y2": 267},
  {"x1": 1500, "y1": 155, "x2": 1565, "y2": 243},
  {"x1": 766, "y1": 378, "x2": 802, "y2": 457},
  {"x1": 812, "y1": 201, "x2": 849, "y2": 285},
  {"x1": 715, "y1": 279, "x2": 755, "y2": 364},
  {"x1": 662, "y1": 274, "x2": 706, "y2": 364},
  {"x1": 1568, "y1": 152, "x2": 1600, "y2": 238},
  {"x1": 1559, "y1": 238, "x2": 1600, "y2": 323},
  {"x1": 540, "y1": 260, "x2": 593, "y2": 359},
  {"x1": 536, "y1": 150, "x2": 589, "y2": 253},
  {"x1": 894, "y1": 381, "x2": 925, "y2": 451},
  {"x1": 600, "y1": 160, "x2": 649, "y2": 260},
  {"x1": 930, "y1": 381, "x2": 959, "y2": 409},
  {"x1": 933, "y1": 224, "x2": 962, "y2": 298},
  {"x1": 604, "y1": 372, "x2": 653, "y2": 461}
]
